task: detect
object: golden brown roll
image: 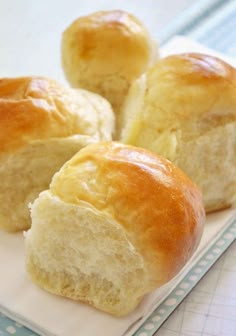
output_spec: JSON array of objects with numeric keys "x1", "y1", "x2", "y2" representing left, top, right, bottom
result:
[
  {"x1": 61, "y1": 10, "x2": 158, "y2": 135},
  {"x1": 120, "y1": 53, "x2": 236, "y2": 212},
  {"x1": 0, "y1": 77, "x2": 114, "y2": 232},
  {"x1": 25, "y1": 142, "x2": 205, "y2": 316}
]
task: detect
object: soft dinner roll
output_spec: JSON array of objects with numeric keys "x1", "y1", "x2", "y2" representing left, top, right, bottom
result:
[
  {"x1": 25, "y1": 142, "x2": 205, "y2": 316},
  {"x1": 119, "y1": 53, "x2": 236, "y2": 212},
  {"x1": 0, "y1": 77, "x2": 114, "y2": 232},
  {"x1": 61, "y1": 10, "x2": 158, "y2": 135}
]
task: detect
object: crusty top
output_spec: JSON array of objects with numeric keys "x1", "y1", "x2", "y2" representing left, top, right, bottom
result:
[
  {"x1": 0, "y1": 77, "x2": 114, "y2": 153},
  {"x1": 61, "y1": 10, "x2": 157, "y2": 107},
  {"x1": 121, "y1": 53, "x2": 236, "y2": 143},
  {"x1": 62, "y1": 9, "x2": 156, "y2": 78},
  {"x1": 51, "y1": 142, "x2": 205, "y2": 286}
]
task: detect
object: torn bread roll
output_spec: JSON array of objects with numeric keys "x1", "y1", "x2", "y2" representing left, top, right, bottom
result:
[
  {"x1": 25, "y1": 142, "x2": 205, "y2": 316},
  {"x1": 119, "y1": 53, "x2": 236, "y2": 212},
  {"x1": 0, "y1": 77, "x2": 114, "y2": 232},
  {"x1": 61, "y1": 10, "x2": 158, "y2": 135}
]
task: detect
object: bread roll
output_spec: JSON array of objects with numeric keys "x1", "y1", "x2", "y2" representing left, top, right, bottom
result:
[
  {"x1": 0, "y1": 77, "x2": 114, "y2": 232},
  {"x1": 61, "y1": 10, "x2": 158, "y2": 135},
  {"x1": 25, "y1": 142, "x2": 205, "y2": 316},
  {"x1": 120, "y1": 53, "x2": 236, "y2": 212}
]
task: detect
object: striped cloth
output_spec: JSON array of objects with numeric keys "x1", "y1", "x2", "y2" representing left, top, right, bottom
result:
[{"x1": 160, "y1": 0, "x2": 236, "y2": 57}]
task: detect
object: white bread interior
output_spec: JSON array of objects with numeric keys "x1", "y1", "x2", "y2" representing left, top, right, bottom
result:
[
  {"x1": 26, "y1": 191, "x2": 146, "y2": 316},
  {"x1": 0, "y1": 136, "x2": 93, "y2": 232}
]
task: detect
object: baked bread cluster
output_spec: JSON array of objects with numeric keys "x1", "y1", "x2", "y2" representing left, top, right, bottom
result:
[
  {"x1": 61, "y1": 10, "x2": 236, "y2": 214},
  {"x1": 2, "y1": 8, "x2": 235, "y2": 317}
]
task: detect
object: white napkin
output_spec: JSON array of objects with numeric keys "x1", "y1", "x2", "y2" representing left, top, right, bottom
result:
[{"x1": 0, "y1": 37, "x2": 235, "y2": 336}]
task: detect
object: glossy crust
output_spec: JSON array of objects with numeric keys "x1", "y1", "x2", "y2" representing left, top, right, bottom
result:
[
  {"x1": 26, "y1": 142, "x2": 205, "y2": 315},
  {"x1": 61, "y1": 10, "x2": 158, "y2": 132},
  {"x1": 120, "y1": 53, "x2": 236, "y2": 212},
  {"x1": 0, "y1": 76, "x2": 114, "y2": 153}
]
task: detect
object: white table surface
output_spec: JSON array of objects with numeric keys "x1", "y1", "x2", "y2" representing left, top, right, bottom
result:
[{"x1": 0, "y1": 1, "x2": 235, "y2": 336}]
